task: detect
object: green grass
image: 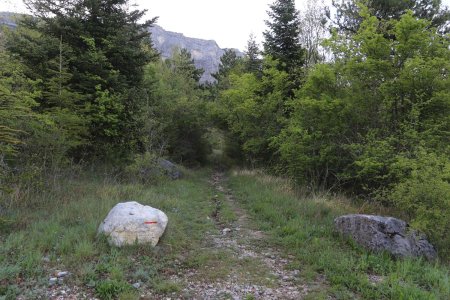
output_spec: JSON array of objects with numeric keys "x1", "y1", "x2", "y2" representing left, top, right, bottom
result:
[
  {"x1": 228, "y1": 170, "x2": 450, "y2": 299},
  {"x1": 0, "y1": 168, "x2": 224, "y2": 299},
  {"x1": 2, "y1": 167, "x2": 448, "y2": 299}
]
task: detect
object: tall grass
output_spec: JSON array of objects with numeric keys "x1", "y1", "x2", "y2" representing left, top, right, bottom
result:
[
  {"x1": 229, "y1": 170, "x2": 449, "y2": 299},
  {"x1": 0, "y1": 168, "x2": 220, "y2": 299}
]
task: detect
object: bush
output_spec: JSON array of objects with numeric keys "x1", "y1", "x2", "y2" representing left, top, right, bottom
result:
[{"x1": 389, "y1": 151, "x2": 450, "y2": 255}]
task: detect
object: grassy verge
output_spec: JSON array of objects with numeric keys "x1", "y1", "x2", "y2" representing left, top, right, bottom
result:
[
  {"x1": 0, "y1": 168, "x2": 222, "y2": 299},
  {"x1": 228, "y1": 170, "x2": 449, "y2": 299}
]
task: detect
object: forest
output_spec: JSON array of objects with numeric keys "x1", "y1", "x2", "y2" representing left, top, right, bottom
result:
[{"x1": 0, "y1": 0, "x2": 449, "y2": 299}]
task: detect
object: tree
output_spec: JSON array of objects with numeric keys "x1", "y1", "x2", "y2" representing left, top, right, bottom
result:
[
  {"x1": 299, "y1": 0, "x2": 328, "y2": 68},
  {"x1": 217, "y1": 57, "x2": 290, "y2": 166},
  {"x1": 212, "y1": 49, "x2": 243, "y2": 90},
  {"x1": 13, "y1": 0, "x2": 158, "y2": 160},
  {"x1": 329, "y1": 0, "x2": 450, "y2": 34},
  {"x1": 244, "y1": 34, "x2": 262, "y2": 75},
  {"x1": 263, "y1": 0, "x2": 305, "y2": 73},
  {"x1": 143, "y1": 50, "x2": 210, "y2": 164},
  {"x1": 213, "y1": 50, "x2": 242, "y2": 81},
  {"x1": 276, "y1": 7, "x2": 450, "y2": 249},
  {"x1": 167, "y1": 48, "x2": 204, "y2": 83}
]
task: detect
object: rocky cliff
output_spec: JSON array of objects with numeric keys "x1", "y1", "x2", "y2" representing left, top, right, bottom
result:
[
  {"x1": 150, "y1": 24, "x2": 242, "y2": 83},
  {"x1": 0, "y1": 12, "x2": 18, "y2": 29}
]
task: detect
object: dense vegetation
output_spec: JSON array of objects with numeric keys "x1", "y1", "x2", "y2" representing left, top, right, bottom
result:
[
  {"x1": 0, "y1": 0, "x2": 449, "y2": 297},
  {"x1": 214, "y1": 0, "x2": 450, "y2": 255}
]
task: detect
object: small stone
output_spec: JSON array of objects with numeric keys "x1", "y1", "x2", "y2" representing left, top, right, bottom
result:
[
  {"x1": 57, "y1": 271, "x2": 69, "y2": 278},
  {"x1": 132, "y1": 282, "x2": 141, "y2": 289},
  {"x1": 222, "y1": 228, "x2": 231, "y2": 235},
  {"x1": 49, "y1": 277, "x2": 57, "y2": 286}
]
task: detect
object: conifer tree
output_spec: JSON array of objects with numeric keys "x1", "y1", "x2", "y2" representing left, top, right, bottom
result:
[
  {"x1": 263, "y1": 0, "x2": 305, "y2": 73},
  {"x1": 212, "y1": 49, "x2": 242, "y2": 90},
  {"x1": 244, "y1": 34, "x2": 261, "y2": 75},
  {"x1": 14, "y1": 0, "x2": 158, "y2": 159}
]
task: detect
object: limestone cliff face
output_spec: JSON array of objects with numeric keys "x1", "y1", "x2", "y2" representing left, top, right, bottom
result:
[
  {"x1": 150, "y1": 24, "x2": 242, "y2": 83},
  {"x1": 0, "y1": 12, "x2": 18, "y2": 29}
]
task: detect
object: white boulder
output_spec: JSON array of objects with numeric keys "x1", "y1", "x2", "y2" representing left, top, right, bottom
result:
[{"x1": 98, "y1": 201, "x2": 168, "y2": 247}]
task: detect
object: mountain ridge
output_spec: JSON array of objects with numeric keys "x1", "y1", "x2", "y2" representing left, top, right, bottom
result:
[{"x1": 150, "y1": 24, "x2": 242, "y2": 83}]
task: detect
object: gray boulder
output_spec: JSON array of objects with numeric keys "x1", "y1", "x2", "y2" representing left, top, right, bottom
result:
[
  {"x1": 334, "y1": 214, "x2": 437, "y2": 260},
  {"x1": 157, "y1": 158, "x2": 182, "y2": 180},
  {"x1": 135, "y1": 158, "x2": 182, "y2": 181}
]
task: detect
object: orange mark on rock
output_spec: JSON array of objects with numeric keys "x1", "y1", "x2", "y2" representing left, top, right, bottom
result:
[{"x1": 144, "y1": 221, "x2": 158, "y2": 224}]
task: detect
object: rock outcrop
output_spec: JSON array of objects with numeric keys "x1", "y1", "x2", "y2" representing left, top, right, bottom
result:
[
  {"x1": 334, "y1": 214, "x2": 437, "y2": 260},
  {"x1": 0, "y1": 12, "x2": 18, "y2": 29},
  {"x1": 98, "y1": 201, "x2": 168, "y2": 247},
  {"x1": 149, "y1": 24, "x2": 242, "y2": 83}
]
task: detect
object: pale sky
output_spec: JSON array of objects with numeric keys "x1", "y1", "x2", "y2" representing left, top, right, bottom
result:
[{"x1": 1, "y1": 0, "x2": 449, "y2": 50}]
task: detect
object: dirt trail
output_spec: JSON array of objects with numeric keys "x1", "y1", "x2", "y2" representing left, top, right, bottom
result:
[{"x1": 173, "y1": 172, "x2": 308, "y2": 299}]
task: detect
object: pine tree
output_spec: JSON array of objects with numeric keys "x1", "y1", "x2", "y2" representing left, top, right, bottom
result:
[
  {"x1": 16, "y1": 0, "x2": 158, "y2": 159},
  {"x1": 244, "y1": 34, "x2": 261, "y2": 75},
  {"x1": 168, "y1": 48, "x2": 204, "y2": 83},
  {"x1": 263, "y1": 0, "x2": 305, "y2": 73},
  {"x1": 212, "y1": 49, "x2": 242, "y2": 90}
]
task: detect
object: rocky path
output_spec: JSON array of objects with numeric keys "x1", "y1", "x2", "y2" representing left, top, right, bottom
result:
[{"x1": 172, "y1": 172, "x2": 308, "y2": 299}]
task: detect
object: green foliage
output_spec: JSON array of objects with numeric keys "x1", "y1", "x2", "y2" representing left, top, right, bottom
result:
[
  {"x1": 0, "y1": 49, "x2": 39, "y2": 157},
  {"x1": 143, "y1": 50, "x2": 210, "y2": 164},
  {"x1": 95, "y1": 279, "x2": 130, "y2": 300},
  {"x1": 243, "y1": 34, "x2": 261, "y2": 75},
  {"x1": 8, "y1": 0, "x2": 157, "y2": 160},
  {"x1": 263, "y1": 0, "x2": 306, "y2": 95},
  {"x1": 0, "y1": 46, "x2": 73, "y2": 201},
  {"x1": 124, "y1": 152, "x2": 165, "y2": 184},
  {"x1": 273, "y1": 7, "x2": 450, "y2": 251},
  {"x1": 216, "y1": 57, "x2": 290, "y2": 165},
  {"x1": 263, "y1": 0, "x2": 305, "y2": 72},
  {"x1": 389, "y1": 150, "x2": 450, "y2": 254},
  {"x1": 330, "y1": 0, "x2": 450, "y2": 34},
  {"x1": 212, "y1": 49, "x2": 244, "y2": 90}
]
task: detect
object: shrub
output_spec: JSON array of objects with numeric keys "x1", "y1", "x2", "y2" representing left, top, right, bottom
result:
[{"x1": 389, "y1": 151, "x2": 450, "y2": 255}]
